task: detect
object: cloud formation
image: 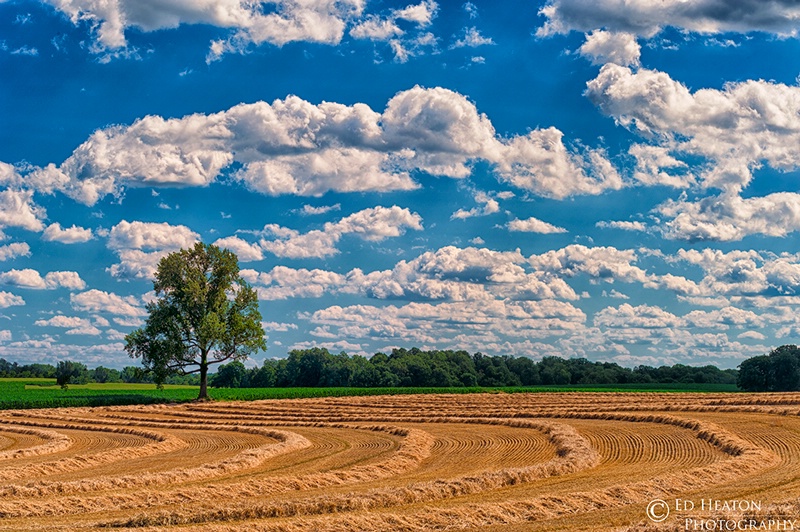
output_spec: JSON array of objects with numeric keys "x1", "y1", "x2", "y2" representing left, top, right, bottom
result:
[
  {"x1": 507, "y1": 216, "x2": 567, "y2": 234},
  {"x1": 42, "y1": 223, "x2": 93, "y2": 244},
  {"x1": 451, "y1": 191, "x2": 500, "y2": 220},
  {"x1": 578, "y1": 30, "x2": 640, "y2": 66},
  {"x1": 539, "y1": 0, "x2": 800, "y2": 38},
  {"x1": 243, "y1": 245, "x2": 581, "y2": 303},
  {"x1": 44, "y1": 0, "x2": 363, "y2": 53},
  {"x1": 658, "y1": 192, "x2": 800, "y2": 242},
  {"x1": 0, "y1": 269, "x2": 86, "y2": 290},
  {"x1": 34, "y1": 315, "x2": 102, "y2": 336},
  {"x1": 587, "y1": 64, "x2": 800, "y2": 193},
  {"x1": 675, "y1": 248, "x2": 800, "y2": 297},
  {"x1": 450, "y1": 27, "x2": 494, "y2": 49},
  {"x1": 107, "y1": 220, "x2": 199, "y2": 279},
  {"x1": 0, "y1": 291, "x2": 24, "y2": 308},
  {"x1": 242, "y1": 266, "x2": 348, "y2": 300},
  {"x1": 308, "y1": 298, "x2": 587, "y2": 348},
  {"x1": 0, "y1": 189, "x2": 45, "y2": 233},
  {"x1": 0, "y1": 243, "x2": 31, "y2": 261},
  {"x1": 70, "y1": 289, "x2": 147, "y2": 317},
  {"x1": 28, "y1": 87, "x2": 620, "y2": 205},
  {"x1": 260, "y1": 205, "x2": 423, "y2": 258},
  {"x1": 529, "y1": 244, "x2": 649, "y2": 284}
]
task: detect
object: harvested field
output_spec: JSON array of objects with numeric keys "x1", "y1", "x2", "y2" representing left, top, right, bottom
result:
[{"x1": 0, "y1": 393, "x2": 799, "y2": 530}]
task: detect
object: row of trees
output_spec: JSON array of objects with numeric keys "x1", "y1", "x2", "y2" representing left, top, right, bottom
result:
[
  {"x1": 1, "y1": 348, "x2": 738, "y2": 389},
  {"x1": 0, "y1": 359, "x2": 58, "y2": 379},
  {"x1": 209, "y1": 347, "x2": 738, "y2": 388},
  {"x1": 0, "y1": 359, "x2": 200, "y2": 387},
  {"x1": 737, "y1": 345, "x2": 800, "y2": 391},
  {"x1": 18, "y1": 345, "x2": 800, "y2": 391}
]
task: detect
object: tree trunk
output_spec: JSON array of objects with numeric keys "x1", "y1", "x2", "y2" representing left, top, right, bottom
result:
[{"x1": 198, "y1": 356, "x2": 209, "y2": 400}]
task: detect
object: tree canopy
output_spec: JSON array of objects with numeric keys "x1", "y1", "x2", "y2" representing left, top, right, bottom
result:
[
  {"x1": 738, "y1": 345, "x2": 800, "y2": 392},
  {"x1": 55, "y1": 360, "x2": 89, "y2": 389},
  {"x1": 124, "y1": 242, "x2": 266, "y2": 399},
  {"x1": 211, "y1": 347, "x2": 738, "y2": 389}
]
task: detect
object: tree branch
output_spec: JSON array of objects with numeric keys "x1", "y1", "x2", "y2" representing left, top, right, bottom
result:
[{"x1": 207, "y1": 354, "x2": 235, "y2": 366}]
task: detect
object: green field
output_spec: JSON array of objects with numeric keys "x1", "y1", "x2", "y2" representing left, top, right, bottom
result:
[{"x1": 0, "y1": 378, "x2": 739, "y2": 410}]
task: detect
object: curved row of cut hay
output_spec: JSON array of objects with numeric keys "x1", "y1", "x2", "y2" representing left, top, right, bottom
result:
[
  {"x1": 0, "y1": 393, "x2": 795, "y2": 531},
  {"x1": 0, "y1": 409, "x2": 587, "y2": 527},
  {"x1": 576, "y1": 419, "x2": 718, "y2": 469},
  {"x1": 0, "y1": 424, "x2": 72, "y2": 461},
  {"x1": 44, "y1": 408, "x2": 433, "y2": 485},
  {"x1": 0, "y1": 422, "x2": 430, "y2": 519},
  {"x1": 214, "y1": 391, "x2": 800, "y2": 422},
  {"x1": 0, "y1": 416, "x2": 187, "y2": 489},
  {"x1": 179, "y1": 410, "x2": 775, "y2": 532},
  {"x1": 0, "y1": 423, "x2": 307, "y2": 501},
  {"x1": 101, "y1": 418, "x2": 597, "y2": 528},
  {"x1": 91, "y1": 398, "x2": 779, "y2": 530}
]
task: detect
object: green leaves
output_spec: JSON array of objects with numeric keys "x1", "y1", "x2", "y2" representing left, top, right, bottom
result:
[{"x1": 125, "y1": 242, "x2": 265, "y2": 398}]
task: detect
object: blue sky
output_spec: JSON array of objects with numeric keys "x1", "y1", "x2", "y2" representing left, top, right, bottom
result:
[{"x1": 2, "y1": 0, "x2": 800, "y2": 369}]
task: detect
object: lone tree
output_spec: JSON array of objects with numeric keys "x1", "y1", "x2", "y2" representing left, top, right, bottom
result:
[
  {"x1": 55, "y1": 360, "x2": 88, "y2": 389},
  {"x1": 125, "y1": 242, "x2": 266, "y2": 400}
]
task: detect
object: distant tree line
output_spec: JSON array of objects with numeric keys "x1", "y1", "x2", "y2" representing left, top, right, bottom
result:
[
  {"x1": 209, "y1": 347, "x2": 738, "y2": 388},
  {"x1": 0, "y1": 359, "x2": 200, "y2": 386},
  {"x1": 0, "y1": 359, "x2": 57, "y2": 379},
  {"x1": 737, "y1": 345, "x2": 800, "y2": 391},
  {"x1": 0, "y1": 347, "x2": 742, "y2": 389}
]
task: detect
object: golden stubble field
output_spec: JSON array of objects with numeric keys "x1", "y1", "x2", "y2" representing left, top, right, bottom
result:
[{"x1": 0, "y1": 392, "x2": 799, "y2": 531}]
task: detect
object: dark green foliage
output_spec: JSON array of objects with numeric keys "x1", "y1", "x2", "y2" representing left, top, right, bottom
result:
[
  {"x1": 0, "y1": 346, "x2": 741, "y2": 398},
  {"x1": 473, "y1": 353, "x2": 521, "y2": 386},
  {"x1": 738, "y1": 345, "x2": 800, "y2": 391},
  {"x1": 211, "y1": 360, "x2": 247, "y2": 388},
  {"x1": 120, "y1": 366, "x2": 152, "y2": 383},
  {"x1": 630, "y1": 364, "x2": 737, "y2": 385},
  {"x1": 223, "y1": 348, "x2": 737, "y2": 389},
  {"x1": 506, "y1": 356, "x2": 540, "y2": 385},
  {"x1": 248, "y1": 362, "x2": 276, "y2": 388},
  {"x1": 0, "y1": 359, "x2": 56, "y2": 378},
  {"x1": 55, "y1": 361, "x2": 89, "y2": 389},
  {"x1": 92, "y1": 366, "x2": 121, "y2": 383},
  {"x1": 125, "y1": 242, "x2": 266, "y2": 399}
]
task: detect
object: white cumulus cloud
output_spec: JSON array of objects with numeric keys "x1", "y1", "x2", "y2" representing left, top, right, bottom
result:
[
  {"x1": 578, "y1": 30, "x2": 640, "y2": 66},
  {"x1": 451, "y1": 191, "x2": 500, "y2": 220},
  {"x1": 0, "y1": 189, "x2": 45, "y2": 232},
  {"x1": 658, "y1": 192, "x2": 800, "y2": 242},
  {"x1": 0, "y1": 291, "x2": 24, "y2": 308},
  {"x1": 0, "y1": 269, "x2": 86, "y2": 290},
  {"x1": 70, "y1": 289, "x2": 147, "y2": 317},
  {"x1": 213, "y1": 236, "x2": 264, "y2": 262},
  {"x1": 42, "y1": 222, "x2": 93, "y2": 243},
  {"x1": 538, "y1": 0, "x2": 800, "y2": 38},
  {"x1": 259, "y1": 205, "x2": 423, "y2": 258},
  {"x1": 507, "y1": 217, "x2": 567, "y2": 234},
  {"x1": 0, "y1": 243, "x2": 31, "y2": 261},
  {"x1": 587, "y1": 65, "x2": 800, "y2": 193},
  {"x1": 107, "y1": 220, "x2": 199, "y2": 279},
  {"x1": 43, "y1": 0, "x2": 367, "y2": 57},
  {"x1": 31, "y1": 87, "x2": 621, "y2": 205},
  {"x1": 35, "y1": 315, "x2": 103, "y2": 336}
]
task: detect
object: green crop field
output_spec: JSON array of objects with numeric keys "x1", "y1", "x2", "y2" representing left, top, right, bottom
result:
[
  {"x1": 0, "y1": 378, "x2": 199, "y2": 409},
  {"x1": 0, "y1": 378, "x2": 739, "y2": 410}
]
